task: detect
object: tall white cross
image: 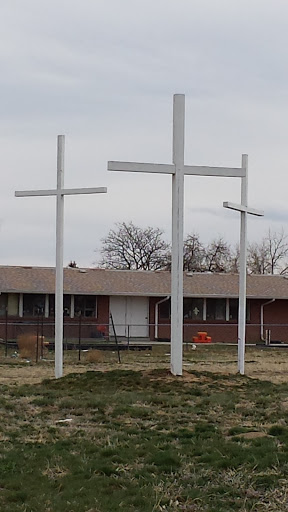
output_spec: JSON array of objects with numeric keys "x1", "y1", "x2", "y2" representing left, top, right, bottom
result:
[
  {"x1": 15, "y1": 135, "x2": 107, "y2": 379},
  {"x1": 223, "y1": 154, "x2": 264, "y2": 375},
  {"x1": 108, "y1": 94, "x2": 246, "y2": 376}
]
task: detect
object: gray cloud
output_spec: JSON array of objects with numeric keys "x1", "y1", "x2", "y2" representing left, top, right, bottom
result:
[{"x1": 1, "y1": 0, "x2": 288, "y2": 266}]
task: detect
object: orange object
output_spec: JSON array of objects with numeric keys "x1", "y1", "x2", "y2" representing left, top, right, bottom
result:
[
  {"x1": 96, "y1": 325, "x2": 107, "y2": 336},
  {"x1": 192, "y1": 331, "x2": 212, "y2": 343}
]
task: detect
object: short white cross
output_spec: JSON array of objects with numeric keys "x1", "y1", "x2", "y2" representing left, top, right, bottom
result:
[
  {"x1": 15, "y1": 135, "x2": 107, "y2": 379},
  {"x1": 223, "y1": 154, "x2": 264, "y2": 375},
  {"x1": 108, "y1": 94, "x2": 246, "y2": 376}
]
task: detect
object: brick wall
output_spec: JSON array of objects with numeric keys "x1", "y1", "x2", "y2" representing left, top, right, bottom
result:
[
  {"x1": 0, "y1": 295, "x2": 110, "y2": 342},
  {"x1": 149, "y1": 297, "x2": 288, "y2": 343}
]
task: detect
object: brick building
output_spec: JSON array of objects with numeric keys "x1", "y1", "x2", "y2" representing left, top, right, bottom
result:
[{"x1": 0, "y1": 266, "x2": 287, "y2": 343}]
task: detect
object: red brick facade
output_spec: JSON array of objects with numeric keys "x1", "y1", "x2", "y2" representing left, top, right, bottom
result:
[
  {"x1": 1, "y1": 267, "x2": 288, "y2": 344},
  {"x1": 1, "y1": 294, "x2": 287, "y2": 344},
  {"x1": 150, "y1": 296, "x2": 288, "y2": 343}
]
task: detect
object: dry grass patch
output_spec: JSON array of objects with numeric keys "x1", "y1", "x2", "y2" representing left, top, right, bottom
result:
[
  {"x1": 2, "y1": 343, "x2": 288, "y2": 385},
  {"x1": 84, "y1": 349, "x2": 105, "y2": 363},
  {"x1": 17, "y1": 334, "x2": 48, "y2": 360}
]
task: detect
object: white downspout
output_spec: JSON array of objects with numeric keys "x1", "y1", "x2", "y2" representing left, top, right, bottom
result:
[
  {"x1": 155, "y1": 296, "x2": 170, "y2": 340},
  {"x1": 260, "y1": 298, "x2": 275, "y2": 341}
]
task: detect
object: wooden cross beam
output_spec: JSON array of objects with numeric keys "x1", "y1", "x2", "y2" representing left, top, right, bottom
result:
[
  {"x1": 16, "y1": 135, "x2": 107, "y2": 379},
  {"x1": 108, "y1": 94, "x2": 246, "y2": 376},
  {"x1": 223, "y1": 154, "x2": 264, "y2": 375}
]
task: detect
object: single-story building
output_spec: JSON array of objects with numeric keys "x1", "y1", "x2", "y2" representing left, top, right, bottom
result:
[{"x1": 0, "y1": 265, "x2": 288, "y2": 343}]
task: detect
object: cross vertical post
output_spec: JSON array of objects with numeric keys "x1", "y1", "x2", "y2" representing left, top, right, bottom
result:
[
  {"x1": 15, "y1": 135, "x2": 107, "y2": 379},
  {"x1": 55, "y1": 135, "x2": 65, "y2": 379},
  {"x1": 223, "y1": 154, "x2": 264, "y2": 375},
  {"x1": 171, "y1": 94, "x2": 185, "y2": 375},
  {"x1": 238, "y1": 155, "x2": 248, "y2": 374},
  {"x1": 108, "y1": 94, "x2": 248, "y2": 376}
]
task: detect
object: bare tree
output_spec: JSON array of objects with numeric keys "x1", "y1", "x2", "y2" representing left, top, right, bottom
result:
[
  {"x1": 183, "y1": 233, "x2": 205, "y2": 272},
  {"x1": 247, "y1": 229, "x2": 288, "y2": 275},
  {"x1": 204, "y1": 237, "x2": 233, "y2": 273},
  {"x1": 99, "y1": 221, "x2": 170, "y2": 270},
  {"x1": 229, "y1": 244, "x2": 240, "y2": 273},
  {"x1": 98, "y1": 222, "x2": 288, "y2": 275},
  {"x1": 266, "y1": 228, "x2": 288, "y2": 274},
  {"x1": 183, "y1": 234, "x2": 236, "y2": 273},
  {"x1": 247, "y1": 240, "x2": 270, "y2": 274}
]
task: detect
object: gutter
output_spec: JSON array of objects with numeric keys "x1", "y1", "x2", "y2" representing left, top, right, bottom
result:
[
  {"x1": 155, "y1": 296, "x2": 170, "y2": 339},
  {"x1": 260, "y1": 299, "x2": 275, "y2": 342}
]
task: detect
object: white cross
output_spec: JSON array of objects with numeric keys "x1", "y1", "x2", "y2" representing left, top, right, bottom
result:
[
  {"x1": 15, "y1": 135, "x2": 107, "y2": 379},
  {"x1": 223, "y1": 154, "x2": 264, "y2": 375},
  {"x1": 108, "y1": 94, "x2": 246, "y2": 376}
]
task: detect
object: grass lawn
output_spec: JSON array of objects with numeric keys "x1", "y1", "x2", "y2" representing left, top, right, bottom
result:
[
  {"x1": 0, "y1": 345, "x2": 288, "y2": 510},
  {"x1": 0, "y1": 347, "x2": 288, "y2": 512}
]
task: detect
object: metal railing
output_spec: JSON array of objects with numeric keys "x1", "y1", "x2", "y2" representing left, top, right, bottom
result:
[
  {"x1": 1, "y1": 318, "x2": 288, "y2": 346},
  {"x1": 1, "y1": 317, "x2": 288, "y2": 365}
]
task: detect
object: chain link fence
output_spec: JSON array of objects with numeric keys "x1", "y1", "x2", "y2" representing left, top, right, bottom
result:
[{"x1": 1, "y1": 317, "x2": 288, "y2": 349}]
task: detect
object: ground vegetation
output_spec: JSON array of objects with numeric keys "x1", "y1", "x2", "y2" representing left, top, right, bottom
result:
[{"x1": 0, "y1": 346, "x2": 288, "y2": 510}]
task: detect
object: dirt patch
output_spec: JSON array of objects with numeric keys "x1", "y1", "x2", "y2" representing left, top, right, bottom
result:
[
  {"x1": 144, "y1": 368, "x2": 210, "y2": 384},
  {"x1": 0, "y1": 362, "x2": 88, "y2": 385},
  {"x1": 234, "y1": 431, "x2": 269, "y2": 440}
]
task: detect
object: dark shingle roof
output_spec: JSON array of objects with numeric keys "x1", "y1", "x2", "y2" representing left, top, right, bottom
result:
[{"x1": 1, "y1": 266, "x2": 288, "y2": 299}]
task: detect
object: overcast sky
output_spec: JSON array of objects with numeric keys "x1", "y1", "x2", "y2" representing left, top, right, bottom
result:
[{"x1": 1, "y1": 0, "x2": 288, "y2": 268}]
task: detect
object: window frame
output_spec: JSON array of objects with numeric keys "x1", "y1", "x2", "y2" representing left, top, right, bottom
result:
[
  {"x1": 183, "y1": 298, "x2": 204, "y2": 320},
  {"x1": 206, "y1": 298, "x2": 226, "y2": 321},
  {"x1": 23, "y1": 294, "x2": 46, "y2": 317},
  {"x1": 74, "y1": 295, "x2": 97, "y2": 318}
]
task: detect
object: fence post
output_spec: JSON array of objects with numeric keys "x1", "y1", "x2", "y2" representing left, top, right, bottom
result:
[
  {"x1": 36, "y1": 311, "x2": 40, "y2": 363},
  {"x1": 110, "y1": 313, "x2": 121, "y2": 364},
  {"x1": 5, "y1": 307, "x2": 8, "y2": 357},
  {"x1": 41, "y1": 310, "x2": 44, "y2": 359},
  {"x1": 78, "y1": 313, "x2": 82, "y2": 361}
]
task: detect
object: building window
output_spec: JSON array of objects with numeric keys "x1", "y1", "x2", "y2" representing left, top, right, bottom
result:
[
  {"x1": 206, "y1": 299, "x2": 226, "y2": 321},
  {"x1": 229, "y1": 299, "x2": 238, "y2": 320},
  {"x1": 23, "y1": 294, "x2": 45, "y2": 316},
  {"x1": 159, "y1": 297, "x2": 251, "y2": 322},
  {"x1": 229, "y1": 299, "x2": 250, "y2": 321},
  {"x1": 0, "y1": 294, "x2": 7, "y2": 316},
  {"x1": 183, "y1": 298, "x2": 203, "y2": 320},
  {"x1": 159, "y1": 299, "x2": 171, "y2": 319},
  {"x1": 63, "y1": 295, "x2": 71, "y2": 317},
  {"x1": 49, "y1": 295, "x2": 71, "y2": 317},
  {"x1": 160, "y1": 298, "x2": 204, "y2": 320},
  {"x1": 74, "y1": 295, "x2": 97, "y2": 317}
]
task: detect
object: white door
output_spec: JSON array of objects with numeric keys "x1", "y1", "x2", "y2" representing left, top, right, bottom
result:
[
  {"x1": 127, "y1": 297, "x2": 149, "y2": 337},
  {"x1": 109, "y1": 296, "x2": 127, "y2": 336},
  {"x1": 109, "y1": 296, "x2": 149, "y2": 338}
]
